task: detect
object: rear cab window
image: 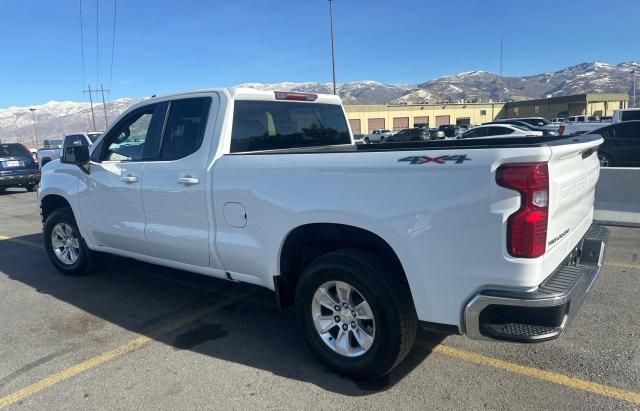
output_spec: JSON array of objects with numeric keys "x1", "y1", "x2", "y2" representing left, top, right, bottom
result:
[
  {"x1": 230, "y1": 101, "x2": 350, "y2": 152},
  {"x1": 621, "y1": 111, "x2": 640, "y2": 122}
]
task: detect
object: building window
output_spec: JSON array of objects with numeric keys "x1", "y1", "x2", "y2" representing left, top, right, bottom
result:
[
  {"x1": 534, "y1": 105, "x2": 541, "y2": 114},
  {"x1": 513, "y1": 107, "x2": 519, "y2": 116},
  {"x1": 480, "y1": 110, "x2": 487, "y2": 116}
]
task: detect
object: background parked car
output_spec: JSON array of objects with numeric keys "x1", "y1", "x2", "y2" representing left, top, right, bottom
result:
[
  {"x1": 438, "y1": 124, "x2": 459, "y2": 138},
  {"x1": 486, "y1": 120, "x2": 559, "y2": 136},
  {"x1": 0, "y1": 143, "x2": 41, "y2": 192},
  {"x1": 589, "y1": 120, "x2": 640, "y2": 167},
  {"x1": 428, "y1": 128, "x2": 445, "y2": 139},
  {"x1": 460, "y1": 124, "x2": 543, "y2": 139},
  {"x1": 385, "y1": 127, "x2": 429, "y2": 142}
]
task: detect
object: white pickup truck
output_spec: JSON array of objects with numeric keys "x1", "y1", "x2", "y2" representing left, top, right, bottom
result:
[
  {"x1": 559, "y1": 109, "x2": 640, "y2": 136},
  {"x1": 39, "y1": 88, "x2": 608, "y2": 380},
  {"x1": 364, "y1": 128, "x2": 394, "y2": 143}
]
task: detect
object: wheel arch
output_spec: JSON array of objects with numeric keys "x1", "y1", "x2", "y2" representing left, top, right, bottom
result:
[
  {"x1": 275, "y1": 223, "x2": 411, "y2": 309},
  {"x1": 41, "y1": 194, "x2": 73, "y2": 223}
]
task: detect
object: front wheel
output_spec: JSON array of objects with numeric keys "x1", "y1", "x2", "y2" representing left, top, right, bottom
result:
[
  {"x1": 44, "y1": 208, "x2": 96, "y2": 276},
  {"x1": 295, "y1": 249, "x2": 417, "y2": 380}
]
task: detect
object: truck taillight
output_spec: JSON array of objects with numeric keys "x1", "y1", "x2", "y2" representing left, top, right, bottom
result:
[
  {"x1": 558, "y1": 125, "x2": 565, "y2": 136},
  {"x1": 496, "y1": 162, "x2": 549, "y2": 258}
]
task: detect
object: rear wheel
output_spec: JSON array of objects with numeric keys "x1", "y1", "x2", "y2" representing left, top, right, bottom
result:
[
  {"x1": 44, "y1": 208, "x2": 96, "y2": 276},
  {"x1": 25, "y1": 184, "x2": 36, "y2": 192},
  {"x1": 598, "y1": 153, "x2": 612, "y2": 167},
  {"x1": 295, "y1": 249, "x2": 417, "y2": 380}
]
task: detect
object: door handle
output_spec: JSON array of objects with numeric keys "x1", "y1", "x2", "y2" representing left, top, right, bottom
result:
[
  {"x1": 177, "y1": 176, "x2": 200, "y2": 185},
  {"x1": 120, "y1": 175, "x2": 138, "y2": 184}
]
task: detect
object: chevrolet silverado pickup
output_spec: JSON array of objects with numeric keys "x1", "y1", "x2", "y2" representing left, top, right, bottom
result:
[{"x1": 38, "y1": 88, "x2": 608, "y2": 379}]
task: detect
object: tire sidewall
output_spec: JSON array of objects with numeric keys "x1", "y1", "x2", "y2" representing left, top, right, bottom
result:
[
  {"x1": 44, "y1": 209, "x2": 91, "y2": 275},
  {"x1": 296, "y1": 253, "x2": 406, "y2": 379}
]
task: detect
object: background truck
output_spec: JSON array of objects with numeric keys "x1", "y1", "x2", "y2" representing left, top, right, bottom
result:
[
  {"x1": 559, "y1": 109, "x2": 640, "y2": 136},
  {"x1": 39, "y1": 88, "x2": 607, "y2": 380},
  {"x1": 364, "y1": 128, "x2": 394, "y2": 143},
  {"x1": 36, "y1": 139, "x2": 63, "y2": 167}
]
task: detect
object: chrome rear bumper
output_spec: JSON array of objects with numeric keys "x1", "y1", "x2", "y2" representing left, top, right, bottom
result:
[{"x1": 464, "y1": 224, "x2": 608, "y2": 342}]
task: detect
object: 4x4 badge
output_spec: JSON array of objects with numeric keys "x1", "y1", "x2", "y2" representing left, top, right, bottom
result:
[{"x1": 398, "y1": 155, "x2": 471, "y2": 165}]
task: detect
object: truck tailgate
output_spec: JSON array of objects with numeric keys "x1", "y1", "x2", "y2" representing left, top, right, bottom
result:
[{"x1": 544, "y1": 137, "x2": 602, "y2": 274}]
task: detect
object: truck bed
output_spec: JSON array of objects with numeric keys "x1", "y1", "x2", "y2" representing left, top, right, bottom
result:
[{"x1": 232, "y1": 134, "x2": 601, "y2": 155}]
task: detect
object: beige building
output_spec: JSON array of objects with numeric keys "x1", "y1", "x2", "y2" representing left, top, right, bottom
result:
[
  {"x1": 345, "y1": 93, "x2": 629, "y2": 134},
  {"x1": 504, "y1": 93, "x2": 629, "y2": 119}
]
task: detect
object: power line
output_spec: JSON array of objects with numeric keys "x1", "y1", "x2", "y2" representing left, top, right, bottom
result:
[
  {"x1": 96, "y1": 0, "x2": 99, "y2": 89},
  {"x1": 79, "y1": 0, "x2": 86, "y2": 94},
  {"x1": 108, "y1": 0, "x2": 117, "y2": 99}
]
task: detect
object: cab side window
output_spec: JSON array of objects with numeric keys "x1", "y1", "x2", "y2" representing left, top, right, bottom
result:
[
  {"x1": 101, "y1": 106, "x2": 156, "y2": 162},
  {"x1": 160, "y1": 98, "x2": 211, "y2": 160}
]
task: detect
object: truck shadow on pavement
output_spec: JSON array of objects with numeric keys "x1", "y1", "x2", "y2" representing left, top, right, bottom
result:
[{"x1": 0, "y1": 233, "x2": 447, "y2": 396}]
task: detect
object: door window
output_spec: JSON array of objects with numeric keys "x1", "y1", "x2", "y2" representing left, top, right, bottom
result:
[
  {"x1": 616, "y1": 123, "x2": 640, "y2": 139},
  {"x1": 160, "y1": 98, "x2": 211, "y2": 160},
  {"x1": 102, "y1": 106, "x2": 156, "y2": 162},
  {"x1": 487, "y1": 126, "x2": 514, "y2": 136}
]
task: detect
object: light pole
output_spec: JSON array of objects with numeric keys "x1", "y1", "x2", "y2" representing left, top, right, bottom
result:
[
  {"x1": 328, "y1": 0, "x2": 337, "y2": 95},
  {"x1": 632, "y1": 69, "x2": 637, "y2": 108},
  {"x1": 29, "y1": 108, "x2": 39, "y2": 147}
]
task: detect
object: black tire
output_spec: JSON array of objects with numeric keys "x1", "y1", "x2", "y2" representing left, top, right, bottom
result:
[
  {"x1": 25, "y1": 184, "x2": 36, "y2": 192},
  {"x1": 598, "y1": 152, "x2": 612, "y2": 167},
  {"x1": 43, "y1": 208, "x2": 95, "y2": 276},
  {"x1": 364, "y1": 137, "x2": 370, "y2": 144},
  {"x1": 295, "y1": 248, "x2": 417, "y2": 380}
]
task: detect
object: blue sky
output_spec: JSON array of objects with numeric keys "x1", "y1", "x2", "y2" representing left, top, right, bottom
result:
[{"x1": 1, "y1": 0, "x2": 638, "y2": 107}]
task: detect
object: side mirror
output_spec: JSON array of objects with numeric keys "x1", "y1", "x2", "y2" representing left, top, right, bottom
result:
[{"x1": 62, "y1": 145, "x2": 90, "y2": 167}]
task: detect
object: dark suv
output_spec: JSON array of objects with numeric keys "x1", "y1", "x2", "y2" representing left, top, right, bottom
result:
[
  {"x1": 386, "y1": 128, "x2": 429, "y2": 142},
  {"x1": 0, "y1": 143, "x2": 41, "y2": 192},
  {"x1": 590, "y1": 120, "x2": 640, "y2": 167}
]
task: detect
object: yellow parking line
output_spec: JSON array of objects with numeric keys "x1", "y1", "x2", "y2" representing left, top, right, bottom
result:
[
  {"x1": 0, "y1": 235, "x2": 43, "y2": 250},
  {"x1": 416, "y1": 341, "x2": 640, "y2": 405},
  {"x1": 0, "y1": 288, "x2": 256, "y2": 409}
]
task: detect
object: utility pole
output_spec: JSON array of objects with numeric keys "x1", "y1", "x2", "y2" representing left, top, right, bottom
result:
[
  {"x1": 99, "y1": 84, "x2": 109, "y2": 129},
  {"x1": 328, "y1": 0, "x2": 337, "y2": 95},
  {"x1": 28, "y1": 108, "x2": 39, "y2": 147},
  {"x1": 83, "y1": 84, "x2": 97, "y2": 132}
]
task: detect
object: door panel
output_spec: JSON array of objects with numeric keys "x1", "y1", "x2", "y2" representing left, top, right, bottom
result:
[
  {"x1": 79, "y1": 162, "x2": 148, "y2": 253},
  {"x1": 141, "y1": 95, "x2": 221, "y2": 269},
  {"x1": 79, "y1": 103, "x2": 162, "y2": 255}
]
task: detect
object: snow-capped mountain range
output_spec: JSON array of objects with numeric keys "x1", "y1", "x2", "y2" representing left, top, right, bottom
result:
[{"x1": 1, "y1": 61, "x2": 637, "y2": 145}]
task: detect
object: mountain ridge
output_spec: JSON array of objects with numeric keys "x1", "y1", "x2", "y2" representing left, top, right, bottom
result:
[{"x1": 1, "y1": 61, "x2": 637, "y2": 145}]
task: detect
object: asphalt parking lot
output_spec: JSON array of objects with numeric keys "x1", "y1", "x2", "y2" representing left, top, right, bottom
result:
[{"x1": 0, "y1": 188, "x2": 639, "y2": 410}]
